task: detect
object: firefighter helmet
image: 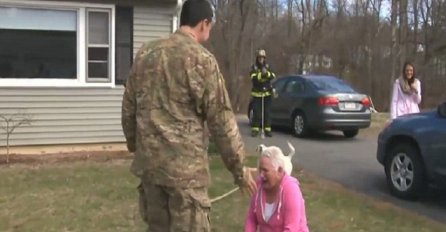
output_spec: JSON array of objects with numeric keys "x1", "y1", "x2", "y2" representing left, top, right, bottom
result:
[{"x1": 256, "y1": 49, "x2": 266, "y2": 57}]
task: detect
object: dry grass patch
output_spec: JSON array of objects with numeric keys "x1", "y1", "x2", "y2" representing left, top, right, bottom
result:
[{"x1": 0, "y1": 155, "x2": 444, "y2": 232}]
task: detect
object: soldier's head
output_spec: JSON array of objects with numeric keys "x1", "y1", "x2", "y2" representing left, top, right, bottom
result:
[
  {"x1": 180, "y1": 0, "x2": 214, "y2": 43},
  {"x1": 256, "y1": 49, "x2": 266, "y2": 64}
]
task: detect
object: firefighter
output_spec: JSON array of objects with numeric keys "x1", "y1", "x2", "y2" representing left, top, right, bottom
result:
[{"x1": 250, "y1": 49, "x2": 276, "y2": 137}]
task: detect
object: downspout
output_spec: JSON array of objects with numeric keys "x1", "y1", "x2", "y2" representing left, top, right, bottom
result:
[{"x1": 172, "y1": 0, "x2": 183, "y2": 32}]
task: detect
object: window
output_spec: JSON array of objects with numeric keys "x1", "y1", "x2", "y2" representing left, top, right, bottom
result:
[
  {"x1": 284, "y1": 79, "x2": 305, "y2": 94},
  {"x1": 87, "y1": 10, "x2": 110, "y2": 81},
  {"x1": 309, "y1": 77, "x2": 355, "y2": 93},
  {"x1": 273, "y1": 78, "x2": 287, "y2": 93},
  {"x1": 0, "y1": 2, "x2": 115, "y2": 87},
  {"x1": 0, "y1": 7, "x2": 77, "y2": 79}
]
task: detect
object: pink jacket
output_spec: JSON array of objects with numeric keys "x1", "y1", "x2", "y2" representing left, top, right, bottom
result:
[
  {"x1": 245, "y1": 174, "x2": 309, "y2": 232},
  {"x1": 390, "y1": 78, "x2": 421, "y2": 120}
]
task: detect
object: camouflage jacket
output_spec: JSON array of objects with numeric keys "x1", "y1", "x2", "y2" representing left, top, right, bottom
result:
[{"x1": 121, "y1": 30, "x2": 246, "y2": 188}]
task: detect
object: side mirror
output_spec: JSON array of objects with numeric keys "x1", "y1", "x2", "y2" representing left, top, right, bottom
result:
[{"x1": 438, "y1": 102, "x2": 446, "y2": 118}]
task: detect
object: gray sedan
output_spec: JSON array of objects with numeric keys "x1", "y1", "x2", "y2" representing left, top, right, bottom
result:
[
  {"x1": 377, "y1": 102, "x2": 446, "y2": 200},
  {"x1": 248, "y1": 75, "x2": 371, "y2": 138}
]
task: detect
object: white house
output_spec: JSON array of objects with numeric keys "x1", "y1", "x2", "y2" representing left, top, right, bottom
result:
[{"x1": 0, "y1": 0, "x2": 182, "y2": 146}]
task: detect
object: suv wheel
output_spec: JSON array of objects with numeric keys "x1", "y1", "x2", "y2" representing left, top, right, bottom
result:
[
  {"x1": 384, "y1": 143, "x2": 425, "y2": 200},
  {"x1": 292, "y1": 112, "x2": 308, "y2": 137}
]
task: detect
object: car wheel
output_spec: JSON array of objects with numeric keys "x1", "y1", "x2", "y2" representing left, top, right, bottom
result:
[
  {"x1": 292, "y1": 112, "x2": 308, "y2": 137},
  {"x1": 384, "y1": 143, "x2": 425, "y2": 200},
  {"x1": 343, "y1": 129, "x2": 358, "y2": 138}
]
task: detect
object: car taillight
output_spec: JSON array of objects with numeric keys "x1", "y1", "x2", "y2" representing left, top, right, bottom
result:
[
  {"x1": 361, "y1": 97, "x2": 371, "y2": 107},
  {"x1": 319, "y1": 96, "x2": 339, "y2": 106}
]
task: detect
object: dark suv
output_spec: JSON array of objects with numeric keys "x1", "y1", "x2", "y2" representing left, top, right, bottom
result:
[{"x1": 376, "y1": 102, "x2": 446, "y2": 200}]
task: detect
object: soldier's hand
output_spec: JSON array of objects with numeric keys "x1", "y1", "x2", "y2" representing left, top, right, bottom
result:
[
  {"x1": 238, "y1": 167, "x2": 257, "y2": 197},
  {"x1": 247, "y1": 167, "x2": 258, "y2": 178}
]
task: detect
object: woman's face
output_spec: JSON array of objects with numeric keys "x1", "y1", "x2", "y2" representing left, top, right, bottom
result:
[
  {"x1": 404, "y1": 65, "x2": 414, "y2": 80},
  {"x1": 259, "y1": 156, "x2": 283, "y2": 190}
]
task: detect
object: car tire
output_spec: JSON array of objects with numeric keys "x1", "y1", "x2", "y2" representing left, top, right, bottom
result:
[
  {"x1": 292, "y1": 111, "x2": 309, "y2": 137},
  {"x1": 343, "y1": 129, "x2": 359, "y2": 138},
  {"x1": 384, "y1": 142, "x2": 426, "y2": 200}
]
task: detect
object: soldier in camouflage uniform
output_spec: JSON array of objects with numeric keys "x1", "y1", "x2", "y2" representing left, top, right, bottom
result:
[{"x1": 121, "y1": 0, "x2": 257, "y2": 231}]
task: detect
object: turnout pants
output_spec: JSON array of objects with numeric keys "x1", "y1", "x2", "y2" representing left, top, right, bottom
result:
[{"x1": 251, "y1": 95, "x2": 272, "y2": 132}]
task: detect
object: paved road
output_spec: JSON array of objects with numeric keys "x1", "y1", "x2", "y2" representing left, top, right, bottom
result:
[{"x1": 237, "y1": 116, "x2": 446, "y2": 223}]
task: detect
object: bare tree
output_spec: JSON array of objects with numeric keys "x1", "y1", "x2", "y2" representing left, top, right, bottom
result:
[
  {"x1": 208, "y1": 0, "x2": 446, "y2": 112},
  {"x1": 389, "y1": 0, "x2": 399, "y2": 108},
  {"x1": 399, "y1": 0, "x2": 409, "y2": 65},
  {"x1": 412, "y1": 0, "x2": 420, "y2": 59},
  {"x1": 209, "y1": 0, "x2": 260, "y2": 111},
  {"x1": 0, "y1": 111, "x2": 33, "y2": 163}
]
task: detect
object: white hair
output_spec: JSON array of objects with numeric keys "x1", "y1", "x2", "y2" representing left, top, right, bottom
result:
[
  {"x1": 257, "y1": 142, "x2": 295, "y2": 175},
  {"x1": 259, "y1": 146, "x2": 285, "y2": 171}
]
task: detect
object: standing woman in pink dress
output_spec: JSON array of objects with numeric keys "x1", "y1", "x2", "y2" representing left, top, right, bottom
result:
[{"x1": 390, "y1": 62, "x2": 422, "y2": 120}]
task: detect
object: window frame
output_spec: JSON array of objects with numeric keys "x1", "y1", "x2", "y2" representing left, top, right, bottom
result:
[
  {"x1": 0, "y1": 0, "x2": 115, "y2": 87},
  {"x1": 86, "y1": 8, "x2": 112, "y2": 83}
]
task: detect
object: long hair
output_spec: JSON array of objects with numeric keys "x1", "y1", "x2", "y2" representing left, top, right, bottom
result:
[{"x1": 402, "y1": 61, "x2": 416, "y2": 84}]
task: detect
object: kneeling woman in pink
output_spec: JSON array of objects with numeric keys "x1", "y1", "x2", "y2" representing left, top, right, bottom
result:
[{"x1": 245, "y1": 146, "x2": 309, "y2": 232}]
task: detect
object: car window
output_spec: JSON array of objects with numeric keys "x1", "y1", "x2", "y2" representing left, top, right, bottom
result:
[
  {"x1": 309, "y1": 77, "x2": 355, "y2": 93},
  {"x1": 284, "y1": 79, "x2": 305, "y2": 94},
  {"x1": 273, "y1": 78, "x2": 287, "y2": 93}
]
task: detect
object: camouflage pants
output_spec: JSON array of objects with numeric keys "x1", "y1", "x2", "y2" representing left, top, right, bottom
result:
[{"x1": 138, "y1": 179, "x2": 211, "y2": 232}]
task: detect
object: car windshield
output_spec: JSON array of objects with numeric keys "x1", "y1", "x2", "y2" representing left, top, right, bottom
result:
[{"x1": 308, "y1": 77, "x2": 355, "y2": 93}]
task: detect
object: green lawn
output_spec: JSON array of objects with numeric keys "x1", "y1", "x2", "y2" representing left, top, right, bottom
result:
[{"x1": 0, "y1": 156, "x2": 444, "y2": 232}]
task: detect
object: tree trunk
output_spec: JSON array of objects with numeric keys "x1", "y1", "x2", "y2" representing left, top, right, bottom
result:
[
  {"x1": 413, "y1": 0, "x2": 419, "y2": 58},
  {"x1": 388, "y1": 0, "x2": 399, "y2": 111},
  {"x1": 6, "y1": 132, "x2": 10, "y2": 164},
  {"x1": 288, "y1": 0, "x2": 293, "y2": 37},
  {"x1": 399, "y1": 0, "x2": 408, "y2": 65}
]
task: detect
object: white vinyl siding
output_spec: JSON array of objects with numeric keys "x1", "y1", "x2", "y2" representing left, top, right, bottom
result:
[
  {"x1": 133, "y1": 7, "x2": 173, "y2": 56},
  {"x1": 0, "y1": 87, "x2": 125, "y2": 146}
]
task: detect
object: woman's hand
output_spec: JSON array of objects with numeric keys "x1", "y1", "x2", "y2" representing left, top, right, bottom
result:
[{"x1": 410, "y1": 82, "x2": 418, "y2": 94}]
